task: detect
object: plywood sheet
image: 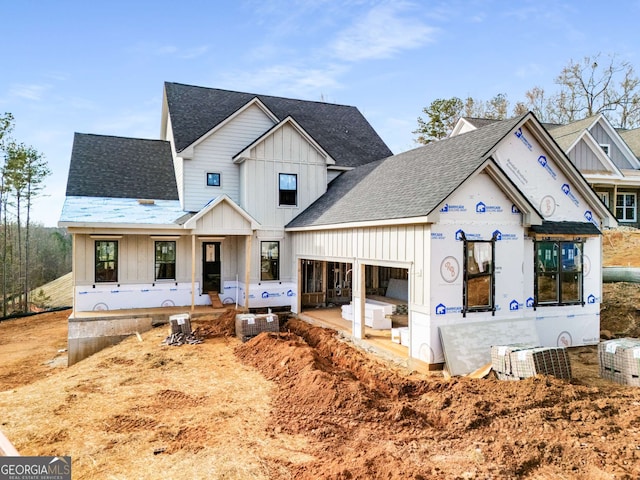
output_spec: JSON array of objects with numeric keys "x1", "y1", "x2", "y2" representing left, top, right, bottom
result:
[{"x1": 439, "y1": 319, "x2": 540, "y2": 376}]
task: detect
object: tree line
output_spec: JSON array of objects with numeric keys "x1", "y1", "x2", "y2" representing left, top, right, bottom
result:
[
  {"x1": 0, "y1": 113, "x2": 70, "y2": 316},
  {"x1": 414, "y1": 53, "x2": 640, "y2": 144}
]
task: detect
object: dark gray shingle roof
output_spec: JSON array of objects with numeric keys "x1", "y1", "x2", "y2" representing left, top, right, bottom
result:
[
  {"x1": 65, "y1": 133, "x2": 178, "y2": 200},
  {"x1": 529, "y1": 221, "x2": 601, "y2": 235},
  {"x1": 164, "y1": 82, "x2": 393, "y2": 167},
  {"x1": 288, "y1": 114, "x2": 527, "y2": 228}
]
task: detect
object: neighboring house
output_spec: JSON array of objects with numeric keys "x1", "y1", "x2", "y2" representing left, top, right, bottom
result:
[
  {"x1": 61, "y1": 86, "x2": 615, "y2": 369},
  {"x1": 454, "y1": 114, "x2": 640, "y2": 228}
]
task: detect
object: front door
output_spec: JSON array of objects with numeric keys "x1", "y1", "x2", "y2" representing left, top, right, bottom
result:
[{"x1": 202, "y1": 242, "x2": 221, "y2": 294}]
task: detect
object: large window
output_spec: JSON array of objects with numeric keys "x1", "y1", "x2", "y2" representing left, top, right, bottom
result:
[
  {"x1": 463, "y1": 239, "x2": 495, "y2": 314},
  {"x1": 279, "y1": 173, "x2": 297, "y2": 206},
  {"x1": 616, "y1": 193, "x2": 636, "y2": 222},
  {"x1": 261, "y1": 241, "x2": 279, "y2": 281},
  {"x1": 535, "y1": 241, "x2": 582, "y2": 305},
  {"x1": 155, "y1": 241, "x2": 176, "y2": 280},
  {"x1": 95, "y1": 241, "x2": 118, "y2": 283}
]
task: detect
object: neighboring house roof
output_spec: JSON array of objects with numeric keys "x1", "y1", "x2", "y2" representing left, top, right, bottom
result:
[
  {"x1": 620, "y1": 127, "x2": 640, "y2": 160},
  {"x1": 65, "y1": 133, "x2": 178, "y2": 200},
  {"x1": 163, "y1": 82, "x2": 392, "y2": 168},
  {"x1": 531, "y1": 116, "x2": 597, "y2": 151},
  {"x1": 287, "y1": 114, "x2": 527, "y2": 228}
]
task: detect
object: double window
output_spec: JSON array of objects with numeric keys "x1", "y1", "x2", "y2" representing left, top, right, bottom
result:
[
  {"x1": 260, "y1": 241, "x2": 280, "y2": 281},
  {"x1": 95, "y1": 241, "x2": 118, "y2": 283},
  {"x1": 615, "y1": 193, "x2": 636, "y2": 222},
  {"x1": 462, "y1": 236, "x2": 495, "y2": 314},
  {"x1": 535, "y1": 241, "x2": 582, "y2": 305},
  {"x1": 155, "y1": 241, "x2": 176, "y2": 280},
  {"x1": 279, "y1": 173, "x2": 297, "y2": 206}
]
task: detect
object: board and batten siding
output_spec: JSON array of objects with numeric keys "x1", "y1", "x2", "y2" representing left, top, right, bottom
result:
[
  {"x1": 182, "y1": 105, "x2": 275, "y2": 212},
  {"x1": 589, "y1": 122, "x2": 634, "y2": 169},
  {"x1": 73, "y1": 234, "x2": 192, "y2": 285},
  {"x1": 568, "y1": 139, "x2": 610, "y2": 172},
  {"x1": 289, "y1": 223, "x2": 431, "y2": 307},
  {"x1": 240, "y1": 123, "x2": 328, "y2": 228}
]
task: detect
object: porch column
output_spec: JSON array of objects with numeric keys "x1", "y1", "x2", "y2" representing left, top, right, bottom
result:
[
  {"x1": 352, "y1": 260, "x2": 366, "y2": 339},
  {"x1": 244, "y1": 233, "x2": 252, "y2": 311},
  {"x1": 190, "y1": 234, "x2": 195, "y2": 312}
]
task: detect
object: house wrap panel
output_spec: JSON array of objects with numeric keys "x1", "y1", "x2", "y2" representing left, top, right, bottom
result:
[{"x1": 184, "y1": 104, "x2": 275, "y2": 212}]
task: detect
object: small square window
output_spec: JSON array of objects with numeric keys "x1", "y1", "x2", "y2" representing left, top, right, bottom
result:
[{"x1": 207, "y1": 173, "x2": 221, "y2": 187}]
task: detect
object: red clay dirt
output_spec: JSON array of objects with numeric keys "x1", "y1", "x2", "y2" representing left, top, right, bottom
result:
[{"x1": 0, "y1": 228, "x2": 639, "y2": 478}]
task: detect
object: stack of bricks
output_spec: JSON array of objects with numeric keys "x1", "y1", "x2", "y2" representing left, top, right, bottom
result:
[
  {"x1": 491, "y1": 344, "x2": 572, "y2": 381},
  {"x1": 235, "y1": 313, "x2": 279, "y2": 342},
  {"x1": 599, "y1": 338, "x2": 640, "y2": 386}
]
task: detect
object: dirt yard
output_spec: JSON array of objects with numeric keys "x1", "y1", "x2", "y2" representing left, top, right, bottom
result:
[{"x1": 0, "y1": 228, "x2": 639, "y2": 479}]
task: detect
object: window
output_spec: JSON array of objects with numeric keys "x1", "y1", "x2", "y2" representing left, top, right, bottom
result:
[
  {"x1": 535, "y1": 241, "x2": 582, "y2": 306},
  {"x1": 600, "y1": 144, "x2": 610, "y2": 156},
  {"x1": 463, "y1": 238, "x2": 495, "y2": 314},
  {"x1": 279, "y1": 173, "x2": 297, "y2": 206},
  {"x1": 616, "y1": 193, "x2": 636, "y2": 222},
  {"x1": 155, "y1": 241, "x2": 176, "y2": 280},
  {"x1": 596, "y1": 191, "x2": 610, "y2": 208},
  {"x1": 206, "y1": 172, "x2": 221, "y2": 187},
  {"x1": 260, "y1": 241, "x2": 279, "y2": 281},
  {"x1": 95, "y1": 241, "x2": 118, "y2": 282}
]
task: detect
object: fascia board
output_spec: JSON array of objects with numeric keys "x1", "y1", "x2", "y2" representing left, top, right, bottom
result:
[
  {"x1": 285, "y1": 215, "x2": 434, "y2": 232},
  {"x1": 580, "y1": 132, "x2": 624, "y2": 176},
  {"x1": 595, "y1": 115, "x2": 640, "y2": 168},
  {"x1": 183, "y1": 194, "x2": 260, "y2": 230}
]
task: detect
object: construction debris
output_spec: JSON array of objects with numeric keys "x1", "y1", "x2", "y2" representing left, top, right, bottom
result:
[{"x1": 162, "y1": 331, "x2": 203, "y2": 346}]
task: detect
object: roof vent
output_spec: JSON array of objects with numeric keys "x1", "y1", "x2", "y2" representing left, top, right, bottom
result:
[{"x1": 138, "y1": 199, "x2": 155, "y2": 205}]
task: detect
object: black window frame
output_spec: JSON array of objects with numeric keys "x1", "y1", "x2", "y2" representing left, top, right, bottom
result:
[
  {"x1": 461, "y1": 232, "x2": 496, "y2": 316},
  {"x1": 95, "y1": 240, "x2": 118, "y2": 283},
  {"x1": 206, "y1": 172, "x2": 221, "y2": 187},
  {"x1": 534, "y1": 240, "x2": 584, "y2": 307},
  {"x1": 155, "y1": 240, "x2": 176, "y2": 281},
  {"x1": 278, "y1": 173, "x2": 297, "y2": 206},
  {"x1": 260, "y1": 241, "x2": 280, "y2": 281}
]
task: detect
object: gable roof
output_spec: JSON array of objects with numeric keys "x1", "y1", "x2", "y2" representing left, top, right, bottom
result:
[
  {"x1": 287, "y1": 114, "x2": 527, "y2": 228},
  {"x1": 66, "y1": 133, "x2": 178, "y2": 200},
  {"x1": 163, "y1": 82, "x2": 392, "y2": 168}
]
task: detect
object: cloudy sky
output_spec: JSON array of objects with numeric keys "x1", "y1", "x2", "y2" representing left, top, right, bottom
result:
[{"x1": 1, "y1": 0, "x2": 638, "y2": 226}]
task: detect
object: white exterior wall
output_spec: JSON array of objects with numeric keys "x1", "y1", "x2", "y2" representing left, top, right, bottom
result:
[
  {"x1": 239, "y1": 123, "x2": 328, "y2": 228},
  {"x1": 183, "y1": 105, "x2": 275, "y2": 212}
]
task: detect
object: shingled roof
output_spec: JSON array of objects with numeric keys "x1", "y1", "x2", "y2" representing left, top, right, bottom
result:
[
  {"x1": 65, "y1": 133, "x2": 178, "y2": 200},
  {"x1": 287, "y1": 114, "x2": 527, "y2": 228},
  {"x1": 164, "y1": 82, "x2": 393, "y2": 168}
]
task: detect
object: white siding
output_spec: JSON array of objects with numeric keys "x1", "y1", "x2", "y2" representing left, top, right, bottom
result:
[
  {"x1": 240, "y1": 123, "x2": 328, "y2": 228},
  {"x1": 183, "y1": 105, "x2": 275, "y2": 212}
]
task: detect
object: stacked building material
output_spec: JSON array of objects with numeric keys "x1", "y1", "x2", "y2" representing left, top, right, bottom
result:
[
  {"x1": 490, "y1": 343, "x2": 540, "y2": 380},
  {"x1": 491, "y1": 344, "x2": 572, "y2": 380},
  {"x1": 235, "y1": 313, "x2": 279, "y2": 342},
  {"x1": 599, "y1": 338, "x2": 640, "y2": 386}
]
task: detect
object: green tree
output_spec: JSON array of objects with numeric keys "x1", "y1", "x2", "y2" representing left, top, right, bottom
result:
[{"x1": 413, "y1": 97, "x2": 463, "y2": 144}]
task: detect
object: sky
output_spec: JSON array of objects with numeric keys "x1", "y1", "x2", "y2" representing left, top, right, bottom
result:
[{"x1": 1, "y1": 0, "x2": 639, "y2": 227}]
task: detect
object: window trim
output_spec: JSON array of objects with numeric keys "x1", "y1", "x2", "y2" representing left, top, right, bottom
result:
[
  {"x1": 599, "y1": 143, "x2": 610, "y2": 156},
  {"x1": 615, "y1": 192, "x2": 636, "y2": 222},
  {"x1": 260, "y1": 241, "x2": 280, "y2": 281},
  {"x1": 534, "y1": 240, "x2": 584, "y2": 307},
  {"x1": 206, "y1": 172, "x2": 221, "y2": 187},
  {"x1": 154, "y1": 240, "x2": 176, "y2": 281},
  {"x1": 461, "y1": 231, "x2": 496, "y2": 316},
  {"x1": 278, "y1": 173, "x2": 298, "y2": 207},
  {"x1": 596, "y1": 191, "x2": 610, "y2": 208},
  {"x1": 95, "y1": 240, "x2": 118, "y2": 283}
]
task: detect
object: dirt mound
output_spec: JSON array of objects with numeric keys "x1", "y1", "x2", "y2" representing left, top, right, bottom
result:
[
  {"x1": 603, "y1": 227, "x2": 640, "y2": 267},
  {"x1": 235, "y1": 319, "x2": 640, "y2": 479},
  {"x1": 191, "y1": 307, "x2": 237, "y2": 338}
]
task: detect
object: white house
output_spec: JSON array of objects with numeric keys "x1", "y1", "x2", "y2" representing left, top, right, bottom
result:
[{"x1": 60, "y1": 84, "x2": 615, "y2": 370}]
